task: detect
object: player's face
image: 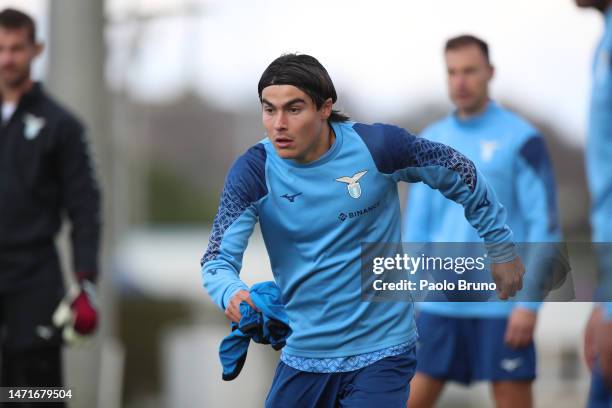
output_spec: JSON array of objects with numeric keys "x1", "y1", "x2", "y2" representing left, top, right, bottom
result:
[
  {"x1": 261, "y1": 84, "x2": 332, "y2": 163},
  {"x1": 0, "y1": 27, "x2": 41, "y2": 88},
  {"x1": 445, "y1": 45, "x2": 493, "y2": 116}
]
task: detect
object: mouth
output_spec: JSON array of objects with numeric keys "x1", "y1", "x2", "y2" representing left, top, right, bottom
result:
[
  {"x1": 274, "y1": 136, "x2": 294, "y2": 149},
  {"x1": 454, "y1": 93, "x2": 471, "y2": 100}
]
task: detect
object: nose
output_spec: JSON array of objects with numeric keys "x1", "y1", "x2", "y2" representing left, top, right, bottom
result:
[
  {"x1": 0, "y1": 50, "x2": 9, "y2": 64},
  {"x1": 450, "y1": 76, "x2": 468, "y2": 95},
  {"x1": 273, "y1": 111, "x2": 288, "y2": 131},
  {"x1": 450, "y1": 72, "x2": 464, "y2": 86},
  {"x1": 0, "y1": 50, "x2": 15, "y2": 67}
]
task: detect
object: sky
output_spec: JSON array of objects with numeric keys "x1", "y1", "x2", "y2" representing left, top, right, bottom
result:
[
  {"x1": 103, "y1": 0, "x2": 603, "y2": 146},
  {"x1": 2, "y1": 0, "x2": 605, "y2": 146}
]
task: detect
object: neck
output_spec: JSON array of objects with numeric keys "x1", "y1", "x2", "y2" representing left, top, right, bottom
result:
[
  {"x1": 1, "y1": 78, "x2": 33, "y2": 104},
  {"x1": 326, "y1": 122, "x2": 336, "y2": 151},
  {"x1": 457, "y1": 99, "x2": 489, "y2": 120},
  {"x1": 319, "y1": 121, "x2": 335, "y2": 159}
]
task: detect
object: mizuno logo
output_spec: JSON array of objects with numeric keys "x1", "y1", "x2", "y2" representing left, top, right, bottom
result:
[
  {"x1": 281, "y1": 192, "x2": 302, "y2": 202},
  {"x1": 335, "y1": 170, "x2": 368, "y2": 199}
]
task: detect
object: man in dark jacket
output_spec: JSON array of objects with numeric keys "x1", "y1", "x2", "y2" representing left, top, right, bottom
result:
[{"x1": 0, "y1": 8, "x2": 101, "y2": 397}]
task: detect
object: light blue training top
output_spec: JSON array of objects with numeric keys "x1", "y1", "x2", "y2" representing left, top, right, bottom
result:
[
  {"x1": 404, "y1": 101, "x2": 561, "y2": 317},
  {"x1": 201, "y1": 120, "x2": 515, "y2": 363},
  {"x1": 587, "y1": 8, "x2": 612, "y2": 319}
]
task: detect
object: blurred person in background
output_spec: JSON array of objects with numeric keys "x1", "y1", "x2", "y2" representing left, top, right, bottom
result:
[
  {"x1": 404, "y1": 35, "x2": 561, "y2": 408},
  {"x1": 576, "y1": 0, "x2": 612, "y2": 407},
  {"x1": 0, "y1": 7, "x2": 100, "y2": 401},
  {"x1": 201, "y1": 53, "x2": 526, "y2": 407}
]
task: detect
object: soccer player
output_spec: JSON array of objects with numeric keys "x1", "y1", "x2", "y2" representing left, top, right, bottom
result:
[
  {"x1": 0, "y1": 8, "x2": 100, "y2": 398},
  {"x1": 201, "y1": 53, "x2": 525, "y2": 407},
  {"x1": 575, "y1": 1, "x2": 612, "y2": 406},
  {"x1": 404, "y1": 35, "x2": 561, "y2": 408}
]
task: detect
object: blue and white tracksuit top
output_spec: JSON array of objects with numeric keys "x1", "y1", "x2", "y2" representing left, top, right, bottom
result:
[{"x1": 201, "y1": 120, "x2": 515, "y2": 371}]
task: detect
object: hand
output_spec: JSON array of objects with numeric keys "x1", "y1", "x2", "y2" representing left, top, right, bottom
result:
[
  {"x1": 505, "y1": 307, "x2": 537, "y2": 348},
  {"x1": 51, "y1": 280, "x2": 98, "y2": 345},
  {"x1": 595, "y1": 315, "x2": 612, "y2": 387},
  {"x1": 584, "y1": 306, "x2": 602, "y2": 371},
  {"x1": 70, "y1": 282, "x2": 98, "y2": 335},
  {"x1": 491, "y1": 256, "x2": 524, "y2": 300},
  {"x1": 225, "y1": 290, "x2": 257, "y2": 323}
]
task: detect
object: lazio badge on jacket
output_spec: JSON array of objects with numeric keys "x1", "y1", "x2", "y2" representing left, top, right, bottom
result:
[
  {"x1": 23, "y1": 113, "x2": 46, "y2": 140},
  {"x1": 335, "y1": 170, "x2": 368, "y2": 199}
]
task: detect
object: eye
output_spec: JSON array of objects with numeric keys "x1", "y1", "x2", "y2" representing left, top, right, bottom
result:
[{"x1": 289, "y1": 107, "x2": 301, "y2": 114}]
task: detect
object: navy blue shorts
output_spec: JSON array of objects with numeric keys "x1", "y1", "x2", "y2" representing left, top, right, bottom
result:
[
  {"x1": 588, "y1": 360, "x2": 612, "y2": 408},
  {"x1": 265, "y1": 347, "x2": 416, "y2": 408},
  {"x1": 415, "y1": 311, "x2": 536, "y2": 384}
]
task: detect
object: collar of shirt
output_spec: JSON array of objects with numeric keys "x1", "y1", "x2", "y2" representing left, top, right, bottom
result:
[{"x1": 451, "y1": 99, "x2": 497, "y2": 129}]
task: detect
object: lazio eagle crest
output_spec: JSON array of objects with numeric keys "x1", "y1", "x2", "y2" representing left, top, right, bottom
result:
[{"x1": 335, "y1": 170, "x2": 368, "y2": 199}]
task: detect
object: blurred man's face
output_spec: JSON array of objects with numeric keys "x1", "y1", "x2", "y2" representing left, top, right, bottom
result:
[
  {"x1": 445, "y1": 44, "x2": 493, "y2": 117},
  {"x1": 261, "y1": 84, "x2": 332, "y2": 163},
  {"x1": 0, "y1": 27, "x2": 40, "y2": 88}
]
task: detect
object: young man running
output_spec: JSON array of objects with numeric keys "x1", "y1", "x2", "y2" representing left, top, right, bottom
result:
[{"x1": 201, "y1": 53, "x2": 524, "y2": 407}]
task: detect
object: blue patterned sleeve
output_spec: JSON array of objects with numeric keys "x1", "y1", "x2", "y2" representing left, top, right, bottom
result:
[
  {"x1": 201, "y1": 144, "x2": 268, "y2": 309},
  {"x1": 354, "y1": 123, "x2": 515, "y2": 262}
]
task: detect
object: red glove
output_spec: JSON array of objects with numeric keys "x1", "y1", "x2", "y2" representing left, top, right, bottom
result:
[{"x1": 70, "y1": 279, "x2": 98, "y2": 335}]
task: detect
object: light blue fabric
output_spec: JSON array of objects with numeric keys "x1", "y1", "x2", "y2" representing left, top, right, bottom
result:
[
  {"x1": 219, "y1": 281, "x2": 290, "y2": 380},
  {"x1": 203, "y1": 121, "x2": 515, "y2": 359},
  {"x1": 588, "y1": 8, "x2": 612, "y2": 245},
  {"x1": 588, "y1": 8, "x2": 612, "y2": 321},
  {"x1": 404, "y1": 101, "x2": 561, "y2": 317}
]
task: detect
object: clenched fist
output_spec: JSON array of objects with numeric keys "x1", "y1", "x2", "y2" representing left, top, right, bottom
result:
[
  {"x1": 225, "y1": 290, "x2": 258, "y2": 323},
  {"x1": 491, "y1": 256, "x2": 525, "y2": 300}
]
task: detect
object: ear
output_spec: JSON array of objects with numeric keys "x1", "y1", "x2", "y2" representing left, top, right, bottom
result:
[
  {"x1": 320, "y1": 98, "x2": 333, "y2": 120},
  {"x1": 33, "y1": 41, "x2": 44, "y2": 58},
  {"x1": 487, "y1": 64, "x2": 495, "y2": 81}
]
